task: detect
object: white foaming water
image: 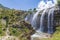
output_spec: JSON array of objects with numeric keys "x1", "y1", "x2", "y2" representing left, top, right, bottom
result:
[{"x1": 37, "y1": 1, "x2": 46, "y2": 11}]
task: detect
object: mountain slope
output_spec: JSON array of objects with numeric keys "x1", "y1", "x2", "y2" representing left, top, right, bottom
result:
[{"x1": 0, "y1": 4, "x2": 10, "y2": 9}]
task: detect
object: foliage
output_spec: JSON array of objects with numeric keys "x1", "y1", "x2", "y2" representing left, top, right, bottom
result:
[
  {"x1": 0, "y1": 28, "x2": 5, "y2": 36},
  {"x1": 50, "y1": 26, "x2": 60, "y2": 40},
  {"x1": 9, "y1": 27, "x2": 22, "y2": 36},
  {"x1": 57, "y1": 0, "x2": 60, "y2": 6}
]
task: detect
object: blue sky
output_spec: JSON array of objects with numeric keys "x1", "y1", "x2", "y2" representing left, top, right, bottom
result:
[
  {"x1": 0, "y1": 0, "x2": 40, "y2": 10},
  {"x1": 0, "y1": 0, "x2": 54, "y2": 10}
]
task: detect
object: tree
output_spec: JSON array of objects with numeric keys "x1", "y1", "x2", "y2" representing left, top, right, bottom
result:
[
  {"x1": 28, "y1": 9, "x2": 32, "y2": 14},
  {"x1": 57, "y1": 0, "x2": 60, "y2": 6},
  {"x1": 33, "y1": 8, "x2": 37, "y2": 13}
]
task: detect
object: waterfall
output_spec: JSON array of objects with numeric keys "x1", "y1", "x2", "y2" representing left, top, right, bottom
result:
[
  {"x1": 48, "y1": 8, "x2": 54, "y2": 34},
  {"x1": 37, "y1": 9, "x2": 47, "y2": 32},
  {"x1": 32, "y1": 0, "x2": 56, "y2": 33},
  {"x1": 31, "y1": 1, "x2": 46, "y2": 30},
  {"x1": 31, "y1": 11, "x2": 40, "y2": 30},
  {"x1": 25, "y1": 0, "x2": 57, "y2": 34}
]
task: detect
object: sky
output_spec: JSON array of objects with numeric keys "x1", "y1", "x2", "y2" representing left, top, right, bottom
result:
[
  {"x1": 0, "y1": 0, "x2": 40, "y2": 10},
  {"x1": 0, "y1": 0, "x2": 55, "y2": 10}
]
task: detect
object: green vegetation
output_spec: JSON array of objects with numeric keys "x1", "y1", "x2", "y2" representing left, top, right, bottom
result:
[
  {"x1": 50, "y1": 26, "x2": 60, "y2": 40},
  {"x1": 0, "y1": 4, "x2": 35, "y2": 40},
  {"x1": 9, "y1": 27, "x2": 21, "y2": 36},
  {"x1": 57, "y1": 0, "x2": 60, "y2": 6},
  {"x1": 0, "y1": 19, "x2": 6, "y2": 36},
  {"x1": 0, "y1": 28, "x2": 6, "y2": 36}
]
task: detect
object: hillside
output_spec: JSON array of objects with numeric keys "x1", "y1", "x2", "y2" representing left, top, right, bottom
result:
[
  {"x1": 0, "y1": 4, "x2": 35, "y2": 40},
  {"x1": 0, "y1": 4, "x2": 10, "y2": 9}
]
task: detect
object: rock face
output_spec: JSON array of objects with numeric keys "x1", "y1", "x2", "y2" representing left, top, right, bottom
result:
[{"x1": 54, "y1": 9, "x2": 60, "y2": 26}]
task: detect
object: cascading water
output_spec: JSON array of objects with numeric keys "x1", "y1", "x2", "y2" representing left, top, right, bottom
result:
[
  {"x1": 25, "y1": 0, "x2": 57, "y2": 39},
  {"x1": 37, "y1": 9, "x2": 47, "y2": 32},
  {"x1": 48, "y1": 8, "x2": 54, "y2": 34},
  {"x1": 31, "y1": 11, "x2": 40, "y2": 30},
  {"x1": 31, "y1": 0, "x2": 57, "y2": 33}
]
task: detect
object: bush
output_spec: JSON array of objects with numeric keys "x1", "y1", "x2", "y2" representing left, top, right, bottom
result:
[
  {"x1": 9, "y1": 27, "x2": 22, "y2": 36},
  {"x1": 0, "y1": 28, "x2": 5, "y2": 36}
]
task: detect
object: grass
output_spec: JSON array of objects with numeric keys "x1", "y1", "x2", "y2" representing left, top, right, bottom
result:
[
  {"x1": 0, "y1": 20, "x2": 6, "y2": 36},
  {"x1": 9, "y1": 27, "x2": 22, "y2": 36},
  {"x1": 50, "y1": 26, "x2": 60, "y2": 40},
  {"x1": 0, "y1": 28, "x2": 6, "y2": 36},
  {"x1": 41, "y1": 26, "x2": 60, "y2": 40}
]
